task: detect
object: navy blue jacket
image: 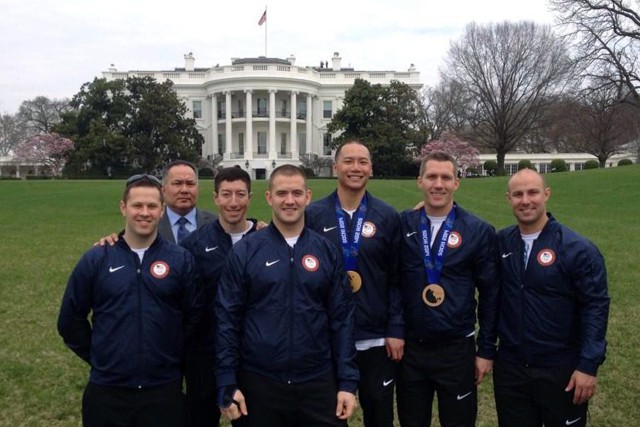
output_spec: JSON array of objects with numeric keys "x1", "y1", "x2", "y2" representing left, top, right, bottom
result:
[
  {"x1": 399, "y1": 204, "x2": 499, "y2": 359},
  {"x1": 497, "y1": 215, "x2": 609, "y2": 375},
  {"x1": 57, "y1": 232, "x2": 202, "y2": 388},
  {"x1": 215, "y1": 223, "x2": 359, "y2": 394},
  {"x1": 306, "y1": 191, "x2": 403, "y2": 341},
  {"x1": 180, "y1": 219, "x2": 258, "y2": 349}
]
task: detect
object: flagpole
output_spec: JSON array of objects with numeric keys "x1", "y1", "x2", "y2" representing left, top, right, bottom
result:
[{"x1": 264, "y1": 5, "x2": 268, "y2": 57}]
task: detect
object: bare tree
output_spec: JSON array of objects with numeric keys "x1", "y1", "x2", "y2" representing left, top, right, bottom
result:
[
  {"x1": 423, "y1": 80, "x2": 472, "y2": 140},
  {"x1": 17, "y1": 96, "x2": 71, "y2": 136},
  {"x1": 441, "y1": 21, "x2": 575, "y2": 174},
  {"x1": 0, "y1": 113, "x2": 26, "y2": 156},
  {"x1": 551, "y1": 0, "x2": 640, "y2": 107},
  {"x1": 562, "y1": 79, "x2": 638, "y2": 166}
]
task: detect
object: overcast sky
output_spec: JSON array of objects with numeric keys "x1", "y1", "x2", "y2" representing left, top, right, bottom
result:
[{"x1": 0, "y1": 0, "x2": 556, "y2": 114}]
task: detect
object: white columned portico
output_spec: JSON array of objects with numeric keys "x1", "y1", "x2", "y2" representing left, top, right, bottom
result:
[
  {"x1": 211, "y1": 94, "x2": 218, "y2": 156},
  {"x1": 225, "y1": 91, "x2": 232, "y2": 159},
  {"x1": 269, "y1": 89, "x2": 277, "y2": 160},
  {"x1": 245, "y1": 90, "x2": 253, "y2": 160},
  {"x1": 290, "y1": 91, "x2": 298, "y2": 161},
  {"x1": 306, "y1": 94, "x2": 313, "y2": 155}
]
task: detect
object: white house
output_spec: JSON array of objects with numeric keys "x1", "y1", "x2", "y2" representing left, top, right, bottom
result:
[{"x1": 102, "y1": 52, "x2": 421, "y2": 179}]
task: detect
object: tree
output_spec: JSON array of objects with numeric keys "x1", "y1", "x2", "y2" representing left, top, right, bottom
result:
[
  {"x1": 299, "y1": 153, "x2": 332, "y2": 177},
  {"x1": 559, "y1": 80, "x2": 638, "y2": 166},
  {"x1": 17, "y1": 96, "x2": 70, "y2": 136},
  {"x1": 550, "y1": 0, "x2": 640, "y2": 108},
  {"x1": 0, "y1": 113, "x2": 25, "y2": 156},
  {"x1": 13, "y1": 133, "x2": 74, "y2": 176},
  {"x1": 551, "y1": 159, "x2": 568, "y2": 172},
  {"x1": 419, "y1": 131, "x2": 480, "y2": 176},
  {"x1": 327, "y1": 79, "x2": 429, "y2": 177},
  {"x1": 423, "y1": 80, "x2": 472, "y2": 139},
  {"x1": 441, "y1": 21, "x2": 575, "y2": 174},
  {"x1": 518, "y1": 159, "x2": 536, "y2": 171},
  {"x1": 58, "y1": 76, "x2": 204, "y2": 176},
  {"x1": 484, "y1": 159, "x2": 498, "y2": 176}
]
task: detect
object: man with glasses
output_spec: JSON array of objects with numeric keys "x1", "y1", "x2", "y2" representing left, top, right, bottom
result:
[{"x1": 58, "y1": 174, "x2": 202, "y2": 427}]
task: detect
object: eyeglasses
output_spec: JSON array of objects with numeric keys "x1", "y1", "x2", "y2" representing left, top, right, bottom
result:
[{"x1": 126, "y1": 174, "x2": 162, "y2": 187}]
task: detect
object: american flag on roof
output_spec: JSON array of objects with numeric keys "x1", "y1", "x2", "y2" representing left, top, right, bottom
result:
[{"x1": 258, "y1": 10, "x2": 266, "y2": 25}]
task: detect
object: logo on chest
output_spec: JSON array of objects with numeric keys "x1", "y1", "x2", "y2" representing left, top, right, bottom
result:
[
  {"x1": 150, "y1": 261, "x2": 170, "y2": 279},
  {"x1": 536, "y1": 249, "x2": 556, "y2": 267}
]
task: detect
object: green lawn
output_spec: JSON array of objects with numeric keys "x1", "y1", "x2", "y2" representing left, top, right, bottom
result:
[{"x1": 1, "y1": 166, "x2": 638, "y2": 426}]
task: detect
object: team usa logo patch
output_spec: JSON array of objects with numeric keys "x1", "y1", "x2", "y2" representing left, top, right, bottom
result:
[
  {"x1": 361, "y1": 221, "x2": 377, "y2": 238},
  {"x1": 302, "y1": 255, "x2": 319, "y2": 272},
  {"x1": 447, "y1": 231, "x2": 462, "y2": 248},
  {"x1": 536, "y1": 249, "x2": 556, "y2": 267},
  {"x1": 150, "y1": 261, "x2": 170, "y2": 279}
]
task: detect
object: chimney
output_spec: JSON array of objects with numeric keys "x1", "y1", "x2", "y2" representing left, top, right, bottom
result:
[
  {"x1": 331, "y1": 52, "x2": 341, "y2": 71},
  {"x1": 184, "y1": 52, "x2": 195, "y2": 71},
  {"x1": 408, "y1": 63, "x2": 417, "y2": 72},
  {"x1": 287, "y1": 54, "x2": 296, "y2": 65}
]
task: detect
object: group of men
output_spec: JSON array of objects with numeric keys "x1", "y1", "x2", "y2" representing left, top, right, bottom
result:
[{"x1": 58, "y1": 141, "x2": 609, "y2": 427}]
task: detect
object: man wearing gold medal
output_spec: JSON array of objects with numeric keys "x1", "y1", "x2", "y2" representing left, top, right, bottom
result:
[
  {"x1": 397, "y1": 151, "x2": 499, "y2": 427},
  {"x1": 306, "y1": 141, "x2": 403, "y2": 427}
]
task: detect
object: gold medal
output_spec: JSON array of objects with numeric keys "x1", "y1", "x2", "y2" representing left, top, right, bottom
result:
[
  {"x1": 347, "y1": 271, "x2": 362, "y2": 293},
  {"x1": 422, "y1": 284, "x2": 445, "y2": 307}
]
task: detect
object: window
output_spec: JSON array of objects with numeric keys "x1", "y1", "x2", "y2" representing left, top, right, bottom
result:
[
  {"x1": 192, "y1": 100, "x2": 202, "y2": 119},
  {"x1": 217, "y1": 100, "x2": 225, "y2": 119},
  {"x1": 298, "y1": 133, "x2": 306, "y2": 154},
  {"x1": 281, "y1": 100, "x2": 287, "y2": 117},
  {"x1": 505, "y1": 164, "x2": 518, "y2": 175},
  {"x1": 323, "y1": 100, "x2": 332, "y2": 119},
  {"x1": 218, "y1": 134, "x2": 224, "y2": 154},
  {"x1": 280, "y1": 133, "x2": 287, "y2": 155},
  {"x1": 323, "y1": 133, "x2": 332, "y2": 155},
  {"x1": 237, "y1": 100, "x2": 244, "y2": 118},
  {"x1": 574, "y1": 162, "x2": 584, "y2": 171},
  {"x1": 257, "y1": 98, "x2": 267, "y2": 117},
  {"x1": 238, "y1": 133, "x2": 244, "y2": 154},
  {"x1": 539, "y1": 163, "x2": 551, "y2": 174},
  {"x1": 257, "y1": 132, "x2": 267, "y2": 154},
  {"x1": 297, "y1": 100, "x2": 306, "y2": 119}
]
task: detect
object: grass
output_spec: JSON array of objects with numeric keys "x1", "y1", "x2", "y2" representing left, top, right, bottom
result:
[{"x1": 1, "y1": 165, "x2": 639, "y2": 426}]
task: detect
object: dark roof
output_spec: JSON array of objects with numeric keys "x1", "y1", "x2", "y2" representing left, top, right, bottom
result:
[{"x1": 232, "y1": 57, "x2": 292, "y2": 65}]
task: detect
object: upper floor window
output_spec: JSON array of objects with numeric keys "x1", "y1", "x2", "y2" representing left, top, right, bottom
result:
[
  {"x1": 323, "y1": 100, "x2": 332, "y2": 119},
  {"x1": 192, "y1": 100, "x2": 202, "y2": 119}
]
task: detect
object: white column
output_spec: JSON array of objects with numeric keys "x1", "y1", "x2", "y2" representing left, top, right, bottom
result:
[
  {"x1": 211, "y1": 94, "x2": 218, "y2": 157},
  {"x1": 290, "y1": 91, "x2": 298, "y2": 161},
  {"x1": 245, "y1": 90, "x2": 253, "y2": 160},
  {"x1": 306, "y1": 94, "x2": 313, "y2": 155},
  {"x1": 225, "y1": 91, "x2": 232, "y2": 160},
  {"x1": 269, "y1": 89, "x2": 277, "y2": 160}
]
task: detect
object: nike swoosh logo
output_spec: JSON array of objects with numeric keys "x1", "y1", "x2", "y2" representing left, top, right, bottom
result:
[
  {"x1": 406, "y1": 231, "x2": 417, "y2": 237},
  {"x1": 502, "y1": 252, "x2": 512, "y2": 258},
  {"x1": 456, "y1": 392, "x2": 472, "y2": 400},
  {"x1": 382, "y1": 379, "x2": 394, "y2": 387},
  {"x1": 265, "y1": 260, "x2": 280, "y2": 267},
  {"x1": 323, "y1": 226, "x2": 337, "y2": 232},
  {"x1": 109, "y1": 265, "x2": 125, "y2": 273},
  {"x1": 566, "y1": 418, "x2": 582, "y2": 426},
  {"x1": 205, "y1": 246, "x2": 218, "y2": 252}
]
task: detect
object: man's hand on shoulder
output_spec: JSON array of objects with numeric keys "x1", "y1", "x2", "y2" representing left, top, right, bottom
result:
[
  {"x1": 92, "y1": 233, "x2": 119, "y2": 247},
  {"x1": 335, "y1": 391, "x2": 357, "y2": 420}
]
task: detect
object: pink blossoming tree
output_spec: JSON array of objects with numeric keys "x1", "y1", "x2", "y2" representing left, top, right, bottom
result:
[
  {"x1": 419, "y1": 132, "x2": 480, "y2": 176},
  {"x1": 14, "y1": 133, "x2": 74, "y2": 176}
]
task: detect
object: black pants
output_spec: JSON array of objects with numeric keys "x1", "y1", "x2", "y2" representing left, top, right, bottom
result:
[
  {"x1": 185, "y1": 346, "x2": 220, "y2": 427},
  {"x1": 356, "y1": 346, "x2": 397, "y2": 427},
  {"x1": 232, "y1": 370, "x2": 346, "y2": 427},
  {"x1": 397, "y1": 337, "x2": 477, "y2": 427},
  {"x1": 82, "y1": 381, "x2": 185, "y2": 427},
  {"x1": 493, "y1": 360, "x2": 589, "y2": 427}
]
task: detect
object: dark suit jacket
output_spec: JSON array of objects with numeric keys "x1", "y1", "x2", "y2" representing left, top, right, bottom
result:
[{"x1": 158, "y1": 208, "x2": 217, "y2": 243}]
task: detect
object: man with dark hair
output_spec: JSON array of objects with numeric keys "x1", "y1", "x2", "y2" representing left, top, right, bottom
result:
[
  {"x1": 494, "y1": 168, "x2": 609, "y2": 427},
  {"x1": 158, "y1": 160, "x2": 217, "y2": 243},
  {"x1": 58, "y1": 174, "x2": 202, "y2": 427},
  {"x1": 180, "y1": 167, "x2": 258, "y2": 427},
  {"x1": 215, "y1": 164, "x2": 359, "y2": 426},
  {"x1": 305, "y1": 140, "x2": 402, "y2": 427},
  {"x1": 397, "y1": 151, "x2": 498, "y2": 427}
]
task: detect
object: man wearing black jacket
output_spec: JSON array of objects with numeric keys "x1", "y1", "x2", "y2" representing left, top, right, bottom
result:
[
  {"x1": 58, "y1": 174, "x2": 202, "y2": 427},
  {"x1": 494, "y1": 168, "x2": 609, "y2": 427},
  {"x1": 215, "y1": 165, "x2": 358, "y2": 426}
]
